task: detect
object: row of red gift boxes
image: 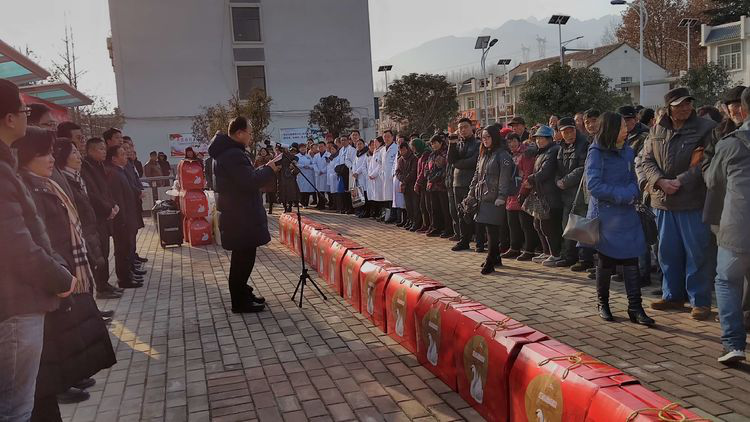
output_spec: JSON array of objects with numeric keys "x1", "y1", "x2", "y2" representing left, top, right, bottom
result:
[{"x1": 278, "y1": 213, "x2": 708, "y2": 422}]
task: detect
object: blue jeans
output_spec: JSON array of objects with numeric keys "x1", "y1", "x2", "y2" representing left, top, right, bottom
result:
[
  {"x1": 656, "y1": 209, "x2": 712, "y2": 307},
  {"x1": 716, "y1": 247, "x2": 749, "y2": 351},
  {"x1": 0, "y1": 313, "x2": 45, "y2": 422}
]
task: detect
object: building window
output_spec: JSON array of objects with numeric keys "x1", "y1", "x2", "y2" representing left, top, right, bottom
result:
[
  {"x1": 621, "y1": 76, "x2": 633, "y2": 84},
  {"x1": 232, "y1": 7, "x2": 261, "y2": 42},
  {"x1": 467, "y1": 96, "x2": 475, "y2": 109},
  {"x1": 486, "y1": 92, "x2": 493, "y2": 104},
  {"x1": 237, "y1": 65, "x2": 266, "y2": 98},
  {"x1": 718, "y1": 42, "x2": 742, "y2": 70}
]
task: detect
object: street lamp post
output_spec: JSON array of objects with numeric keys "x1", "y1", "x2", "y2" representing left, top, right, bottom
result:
[
  {"x1": 560, "y1": 36, "x2": 585, "y2": 65},
  {"x1": 678, "y1": 18, "x2": 700, "y2": 70},
  {"x1": 548, "y1": 15, "x2": 571, "y2": 65},
  {"x1": 377, "y1": 65, "x2": 393, "y2": 94},
  {"x1": 611, "y1": 0, "x2": 647, "y2": 105},
  {"x1": 475, "y1": 36, "x2": 498, "y2": 127},
  {"x1": 497, "y1": 59, "x2": 511, "y2": 124}
]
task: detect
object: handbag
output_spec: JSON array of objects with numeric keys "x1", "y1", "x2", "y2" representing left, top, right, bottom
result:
[
  {"x1": 636, "y1": 202, "x2": 658, "y2": 245},
  {"x1": 563, "y1": 175, "x2": 599, "y2": 245},
  {"x1": 350, "y1": 182, "x2": 365, "y2": 208},
  {"x1": 458, "y1": 195, "x2": 479, "y2": 223},
  {"x1": 521, "y1": 192, "x2": 550, "y2": 220}
]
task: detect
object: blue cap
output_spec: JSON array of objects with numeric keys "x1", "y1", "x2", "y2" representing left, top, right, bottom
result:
[{"x1": 532, "y1": 125, "x2": 554, "y2": 138}]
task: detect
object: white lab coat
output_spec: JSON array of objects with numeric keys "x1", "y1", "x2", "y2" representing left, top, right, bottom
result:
[
  {"x1": 368, "y1": 146, "x2": 385, "y2": 201},
  {"x1": 313, "y1": 151, "x2": 329, "y2": 192},
  {"x1": 391, "y1": 151, "x2": 405, "y2": 208},
  {"x1": 327, "y1": 152, "x2": 341, "y2": 193},
  {"x1": 342, "y1": 144, "x2": 357, "y2": 187},
  {"x1": 353, "y1": 152, "x2": 369, "y2": 193},
  {"x1": 295, "y1": 153, "x2": 315, "y2": 193},
  {"x1": 381, "y1": 142, "x2": 398, "y2": 202}
]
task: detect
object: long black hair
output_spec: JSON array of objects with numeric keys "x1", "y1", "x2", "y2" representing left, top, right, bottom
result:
[
  {"x1": 479, "y1": 124, "x2": 506, "y2": 157},
  {"x1": 595, "y1": 111, "x2": 623, "y2": 150}
]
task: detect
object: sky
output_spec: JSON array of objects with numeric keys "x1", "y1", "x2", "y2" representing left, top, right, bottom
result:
[{"x1": 1, "y1": 0, "x2": 617, "y2": 110}]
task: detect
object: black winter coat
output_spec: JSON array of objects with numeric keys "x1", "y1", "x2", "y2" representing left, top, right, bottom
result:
[
  {"x1": 447, "y1": 136, "x2": 480, "y2": 188},
  {"x1": 556, "y1": 131, "x2": 589, "y2": 201},
  {"x1": 64, "y1": 172, "x2": 106, "y2": 272},
  {"x1": 106, "y1": 163, "x2": 140, "y2": 237},
  {"x1": 528, "y1": 143, "x2": 562, "y2": 209},
  {"x1": 208, "y1": 133, "x2": 275, "y2": 250},
  {"x1": 0, "y1": 143, "x2": 71, "y2": 322},
  {"x1": 81, "y1": 157, "x2": 115, "y2": 227},
  {"x1": 125, "y1": 160, "x2": 145, "y2": 229}
]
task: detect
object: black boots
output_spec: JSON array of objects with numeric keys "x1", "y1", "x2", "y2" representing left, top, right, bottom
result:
[
  {"x1": 596, "y1": 265, "x2": 614, "y2": 321},
  {"x1": 623, "y1": 265, "x2": 655, "y2": 326}
]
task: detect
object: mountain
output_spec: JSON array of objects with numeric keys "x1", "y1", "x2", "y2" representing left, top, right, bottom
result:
[{"x1": 372, "y1": 15, "x2": 621, "y2": 92}]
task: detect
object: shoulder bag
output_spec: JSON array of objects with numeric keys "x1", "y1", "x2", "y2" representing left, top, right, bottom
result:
[{"x1": 563, "y1": 175, "x2": 599, "y2": 245}]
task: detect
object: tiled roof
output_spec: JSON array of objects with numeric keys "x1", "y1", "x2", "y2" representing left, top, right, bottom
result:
[
  {"x1": 508, "y1": 42, "x2": 623, "y2": 77},
  {"x1": 705, "y1": 24, "x2": 742, "y2": 44}
]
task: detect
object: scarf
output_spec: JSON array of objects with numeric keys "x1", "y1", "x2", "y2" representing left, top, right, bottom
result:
[
  {"x1": 46, "y1": 178, "x2": 94, "y2": 294},
  {"x1": 61, "y1": 167, "x2": 87, "y2": 194},
  {"x1": 356, "y1": 147, "x2": 368, "y2": 157}
]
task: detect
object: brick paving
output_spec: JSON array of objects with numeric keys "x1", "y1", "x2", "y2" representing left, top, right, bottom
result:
[
  {"x1": 301, "y1": 209, "x2": 750, "y2": 422},
  {"x1": 60, "y1": 215, "x2": 480, "y2": 422}
]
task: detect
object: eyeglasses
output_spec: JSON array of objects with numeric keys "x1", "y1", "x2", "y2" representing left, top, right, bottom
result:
[{"x1": 17, "y1": 107, "x2": 32, "y2": 117}]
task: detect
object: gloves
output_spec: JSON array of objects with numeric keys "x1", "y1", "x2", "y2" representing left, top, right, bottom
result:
[{"x1": 494, "y1": 198, "x2": 506, "y2": 207}]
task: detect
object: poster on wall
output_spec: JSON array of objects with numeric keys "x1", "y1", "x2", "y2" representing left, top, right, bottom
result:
[
  {"x1": 169, "y1": 133, "x2": 209, "y2": 157},
  {"x1": 277, "y1": 127, "x2": 326, "y2": 146}
]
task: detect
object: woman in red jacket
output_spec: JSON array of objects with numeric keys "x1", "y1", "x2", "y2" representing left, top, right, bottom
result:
[
  {"x1": 412, "y1": 138, "x2": 431, "y2": 232},
  {"x1": 424, "y1": 135, "x2": 452, "y2": 237},
  {"x1": 503, "y1": 133, "x2": 539, "y2": 261}
]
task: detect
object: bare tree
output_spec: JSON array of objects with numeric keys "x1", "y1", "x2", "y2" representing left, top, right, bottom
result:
[{"x1": 601, "y1": 17, "x2": 620, "y2": 45}]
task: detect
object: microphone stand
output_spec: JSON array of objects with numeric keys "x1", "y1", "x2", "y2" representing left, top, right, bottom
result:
[{"x1": 286, "y1": 157, "x2": 328, "y2": 308}]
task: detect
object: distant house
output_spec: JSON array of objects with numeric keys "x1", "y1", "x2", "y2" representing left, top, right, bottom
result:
[
  {"x1": 701, "y1": 16, "x2": 748, "y2": 86},
  {"x1": 456, "y1": 42, "x2": 671, "y2": 125}
]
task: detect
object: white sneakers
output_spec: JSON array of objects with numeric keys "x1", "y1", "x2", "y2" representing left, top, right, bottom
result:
[
  {"x1": 531, "y1": 254, "x2": 549, "y2": 263},
  {"x1": 718, "y1": 350, "x2": 747, "y2": 364},
  {"x1": 542, "y1": 256, "x2": 563, "y2": 267}
]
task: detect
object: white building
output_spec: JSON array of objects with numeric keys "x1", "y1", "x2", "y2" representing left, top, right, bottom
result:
[
  {"x1": 107, "y1": 0, "x2": 375, "y2": 160},
  {"x1": 456, "y1": 43, "x2": 671, "y2": 126},
  {"x1": 701, "y1": 16, "x2": 749, "y2": 86}
]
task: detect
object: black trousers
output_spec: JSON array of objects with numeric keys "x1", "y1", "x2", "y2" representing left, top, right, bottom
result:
[
  {"x1": 418, "y1": 191, "x2": 430, "y2": 229},
  {"x1": 428, "y1": 191, "x2": 451, "y2": 232},
  {"x1": 483, "y1": 223, "x2": 500, "y2": 261},
  {"x1": 404, "y1": 190, "x2": 419, "y2": 226},
  {"x1": 507, "y1": 210, "x2": 538, "y2": 253},
  {"x1": 447, "y1": 188, "x2": 461, "y2": 236},
  {"x1": 300, "y1": 193, "x2": 311, "y2": 207},
  {"x1": 31, "y1": 394, "x2": 61, "y2": 422},
  {"x1": 316, "y1": 192, "x2": 327, "y2": 209},
  {"x1": 229, "y1": 247, "x2": 257, "y2": 308},
  {"x1": 455, "y1": 187, "x2": 485, "y2": 246},
  {"x1": 112, "y1": 225, "x2": 134, "y2": 283},
  {"x1": 538, "y1": 207, "x2": 563, "y2": 257},
  {"x1": 96, "y1": 225, "x2": 111, "y2": 291}
]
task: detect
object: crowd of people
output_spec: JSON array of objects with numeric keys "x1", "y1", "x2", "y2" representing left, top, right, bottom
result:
[
  {"x1": 0, "y1": 78, "x2": 158, "y2": 420},
  {"x1": 279, "y1": 86, "x2": 749, "y2": 365}
]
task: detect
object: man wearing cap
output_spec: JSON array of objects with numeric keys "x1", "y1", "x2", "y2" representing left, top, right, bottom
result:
[
  {"x1": 618, "y1": 105, "x2": 650, "y2": 156},
  {"x1": 704, "y1": 86, "x2": 750, "y2": 363},
  {"x1": 509, "y1": 116, "x2": 530, "y2": 142},
  {"x1": 638, "y1": 87, "x2": 716, "y2": 320},
  {"x1": 555, "y1": 117, "x2": 592, "y2": 269}
]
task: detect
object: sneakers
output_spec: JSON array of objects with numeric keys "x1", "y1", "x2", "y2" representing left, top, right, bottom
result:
[
  {"x1": 451, "y1": 242, "x2": 471, "y2": 252},
  {"x1": 501, "y1": 249, "x2": 521, "y2": 259},
  {"x1": 516, "y1": 252, "x2": 535, "y2": 261},
  {"x1": 650, "y1": 299, "x2": 686, "y2": 311},
  {"x1": 440, "y1": 231, "x2": 455, "y2": 239},
  {"x1": 531, "y1": 254, "x2": 549, "y2": 264},
  {"x1": 570, "y1": 261, "x2": 593, "y2": 272},
  {"x1": 718, "y1": 350, "x2": 747, "y2": 364},
  {"x1": 542, "y1": 256, "x2": 562, "y2": 267},
  {"x1": 691, "y1": 306, "x2": 712, "y2": 321}
]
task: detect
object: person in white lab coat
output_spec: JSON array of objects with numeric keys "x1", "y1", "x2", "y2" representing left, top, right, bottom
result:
[
  {"x1": 352, "y1": 139, "x2": 370, "y2": 218},
  {"x1": 390, "y1": 134, "x2": 407, "y2": 225},
  {"x1": 326, "y1": 142, "x2": 342, "y2": 211},
  {"x1": 312, "y1": 141, "x2": 329, "y2": 209},
  {"x1": 339, "y1": 135, "x2": 356, "y2": 213},
  {"x1": 295, "y1": 144, "x2": 316, "y2": 207},
  {"x1": 368, "y1": 137, "x2": 386, "y2": 219},
  {"x1": 380, "y1": 130, "x2": 398, "y2": 222}
]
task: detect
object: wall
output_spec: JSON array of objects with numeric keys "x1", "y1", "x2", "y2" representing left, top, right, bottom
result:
[
  {"x1": 593, "y1": 44, "x2": 670, "y2": 108},
  {"x1": 108, "y1": 0, "x2": 374, "y2": 161}
]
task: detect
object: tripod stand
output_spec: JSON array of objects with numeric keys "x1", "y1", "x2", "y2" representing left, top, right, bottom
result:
[{"x1": 287, "y1": 158, "x2": 328, "y2": 308}]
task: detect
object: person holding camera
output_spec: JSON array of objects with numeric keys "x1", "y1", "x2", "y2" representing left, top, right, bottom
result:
[
  {"x1": 208, "y1": 117, "x2": 280, "y2": 314},
  {"x1": 449, "y1": 118, "x2": 483, "y2": 252}
]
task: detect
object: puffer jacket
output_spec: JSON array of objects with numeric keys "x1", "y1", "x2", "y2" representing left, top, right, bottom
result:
[
  {"x1": 396, "y1": 149, "x2": 417, "y2": 194},
  {"x1": 414, "y1": 151, "x2": 430, "y2": 194},
  {"x1": 637, "y1": 112, "x2": 716, "y2": 211},
  {"x1": 447, "y1": 136, "x2": 479, "y2": 188},
  {"x1": 628, "y1": 122, "x2": 650, "y2": 156},
  {"x1": 528, "y1": 143, "x2": 562, "y2": 209},
  {"x1": 467, "y1": 148, "x2": 515, "y2": 226},
  {"x1": 0, "y1": 142, "x2": 71, "y2": 322},
  {"x1": 506, "y1": 143, "x2": 537, "y2": 211},
  {"x1": 555, "y1": 131, "x2": 589, "y2": 201},
  {"x1": 704, "y1": 129, "x2": 750, "y2": 253},
  {"x1": 426, "y1": 147, "x2": 448, "y2": 192}
]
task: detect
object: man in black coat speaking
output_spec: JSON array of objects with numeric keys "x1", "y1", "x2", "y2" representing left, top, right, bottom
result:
[{"x1": 208, "y1": 117, "x2": 280, "y2": 313}]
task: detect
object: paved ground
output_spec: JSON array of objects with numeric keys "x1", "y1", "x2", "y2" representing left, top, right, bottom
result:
[
  {"x1": 301, "y1": 209, "x2": 750, "y2": 422},
  {"x1": 60, "y1": 215, "x2": 481, "y2": 422}
]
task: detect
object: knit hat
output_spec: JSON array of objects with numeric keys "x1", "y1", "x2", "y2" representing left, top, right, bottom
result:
[{"x1": 410, "y1": 138, "x2": 427, "y2": 154}]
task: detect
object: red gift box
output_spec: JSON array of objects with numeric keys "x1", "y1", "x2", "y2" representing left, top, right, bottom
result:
[
  {"x1": 179, "y1": 190, "x2": 208, "y2": 219},
  {"x1": 587, "y1": 384, "x2": 705, "y2": 422},
  {"x1": 322, "y1": 239, "x2": 363, "y2": 294},
  {"x1": 177, "y1": 160, "x2": 206, "y2": 190},
  {"x1": 340, "y1": 249, "x2": 384, "y2": 310},
  {"x1": 185, "y1": 217, "x2": 212, "y2": 246},
  {"x1": 358, "y1": 260, "x2": 408, "y2": 331},
  {"x1": 384, "y1": 271, "x2": 444, "y2": 353}
]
